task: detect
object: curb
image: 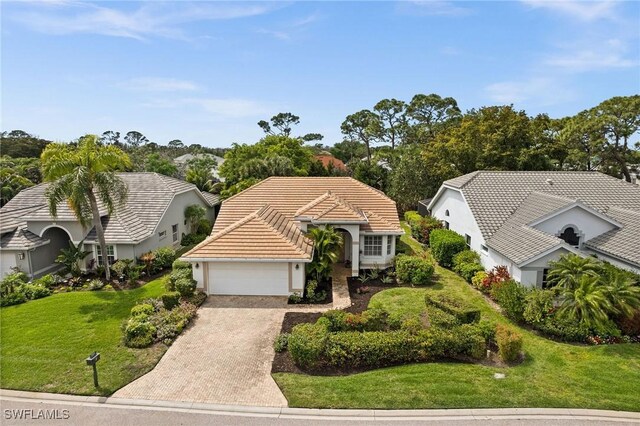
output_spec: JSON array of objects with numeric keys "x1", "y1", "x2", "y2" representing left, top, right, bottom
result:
[{"x1": 2, "y1": 389, "x2": 639, "y2": 422}]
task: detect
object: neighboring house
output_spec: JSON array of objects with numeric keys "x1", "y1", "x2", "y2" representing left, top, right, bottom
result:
[
  {"x1": 0, "y1": 173, "x2": 220, "y2": 278},
  {"x1": 428, "y1": 171, "x2": 640, "y2": 287},
  {"x1": 173, "y1": 153, "x2": 225, "y2": 182},
  {"x1": 182, "y1": 177, "x2": 403, "y2": 296},
  {"x1": 314, "y1": 153, "x2": 348, "y2": 172}
]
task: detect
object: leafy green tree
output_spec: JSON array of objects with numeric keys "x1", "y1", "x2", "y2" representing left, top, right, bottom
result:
[
  {"x1": 55, "y1": 239, "x2": 92, "y2": 277},
  {"x1": 124, "y1": 131, "x2": 149, "y2": 148},
  {"x1": 373, "y1": 98, "x2": 407, "y2": 149},
  {"x1": 100, "y1": 131, "x2": 121, "y2": 146},
  {"x1": 307, "y1": 226, "x2": 343, "y2": 283},
  {"x1": 41, "y1": 134, "x2": 131, "y2": 280},
  {"x1": 341, "y1": 110, "x2": 382, "y2": 161},
  {"x1": 405, "y1": 93, "x2": 461, "y2": 143},
  {"x1": 185, "y1": 156, "x2": 218, "y2": 192},
  {"x1": 330, "y1": 140, "x2": 366, "y2": 163},
  {"x1": 167, "y1": 139, "x2": 184, "y2": 150},
  {"x1": 184, "y1": 205, "x2": 206, "y2": 234},
  {"x1": 0, "y1": 157, "x2": 41, "y2": 206},
  {"x1": 144, "y1": 153, "x2": 178, "y2": 177},
  {"x1": 0, "y1": 168, "x2": 33, "y2": 206},
  {"x1": 258, "y1": 112, "x2": 323, "y2": 141},
  {"x1": 351, "y1": 158, "x2": 389, "y2": 192},
  {"x1": 388, "y1": 144, "x2": 441, "y2": 212},
  {"x1": 0, "y1": 130, "x2": 51, "y2": 158}
]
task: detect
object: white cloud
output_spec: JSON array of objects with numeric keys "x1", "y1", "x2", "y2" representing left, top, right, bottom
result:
[
  {"x1": 9, "y1": 2, "x2": 282, "y2": 40},
  {"x1": 256, "y1": 12, "x2": 321, "y2": 41},
  {"x1": 485, "y1": 77, "x2": 575, "y2": 106},
  {"x1": 118, "y1": 77, "x2": 199, "y2": 92},
  {"x1": 520, "y1": 0, "x2": 619, "y2": 22},
  {"x1": 397, "y1": 1, "x2": 472, "y2": 17},
  {"x1": 545, "y1": 39, "x2": 636, "y2": 71}
]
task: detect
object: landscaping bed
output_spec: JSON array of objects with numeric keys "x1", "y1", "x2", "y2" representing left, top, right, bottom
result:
[{"x1": 288, "y1": 278, "x2": 333, "y2": 305}]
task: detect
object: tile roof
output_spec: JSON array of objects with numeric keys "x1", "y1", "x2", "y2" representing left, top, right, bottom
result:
[
  {"x1": 585, "y1": 207, "x2": 640, "y2": 266},
  {"x1": 440, "y1": 171, "x2": 640, "y2": 266},
  {"x1": 0, "y1": 173, "x2": 219, "y2": 245},
  {"x1": 185, "y1": 177, "x2": 402, "y2": 261},
  {"x1": 185, "y1": 205, "x2": 313, "y2": 260},
  {"x1": 0, "y1": 227, "x2": 49, "y2": 250}
]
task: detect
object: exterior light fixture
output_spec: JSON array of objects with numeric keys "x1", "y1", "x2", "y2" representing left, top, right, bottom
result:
[
  {"x1": 195, "y1": 263, "x2": 200, "y2": 269},
  {"x1": 295, "y1": 264, "x2": 300, "y2": 270}
]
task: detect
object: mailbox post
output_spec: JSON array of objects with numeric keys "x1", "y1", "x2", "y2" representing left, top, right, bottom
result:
[{"x1": 86, "y1": 352, "x2": 100, "y2": 388}]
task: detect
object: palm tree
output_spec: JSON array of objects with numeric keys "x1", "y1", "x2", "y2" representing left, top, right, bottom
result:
[
  {"x1": 557, "y1": 274, "x2": 612, "y2": 330},
  {"x1": 55, "y1": 239, "x2": 92, "y2": 277},
  {"x1": 547, "y1": 254, "x2": 602, "y2": 290},
  {"x1": 41, "y1": 135, "x2": 131, "y2": 280},
  {"x1": 307, "y1": 226, "x2": 343, "y2": 282},
  {"x1": 605, "y1": 271, "x2": 640, "y2": 319}
]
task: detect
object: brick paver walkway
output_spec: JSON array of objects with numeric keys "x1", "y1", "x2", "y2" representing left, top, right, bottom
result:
[
  {"x1": 114, "y1": 285, "x2": 352, "y2": 407},
  {"x1": 331, "y1": 264, "x2": 352, "y2": 310}
]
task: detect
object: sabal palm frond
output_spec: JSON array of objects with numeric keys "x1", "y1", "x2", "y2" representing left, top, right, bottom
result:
[
  {"x1": 547, "y1": 254, "x2": 601, "y2": 290},
  {"x1": 557, "y1": 274, "x2": 612, "y2": 330}
]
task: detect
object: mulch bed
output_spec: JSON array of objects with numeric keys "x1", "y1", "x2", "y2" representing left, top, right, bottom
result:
[{"x1": 287, "y1": 278, "x2": 333, "y2": 305}]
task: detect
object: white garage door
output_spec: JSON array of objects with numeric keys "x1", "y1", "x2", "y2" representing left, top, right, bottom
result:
[{"x1": 207, "y1": 262, "x2": 289, "y2": 296}]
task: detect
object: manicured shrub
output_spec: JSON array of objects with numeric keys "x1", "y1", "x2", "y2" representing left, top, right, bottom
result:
[
  {"x1": 452, "y1": 250, "x2": 480, "y2": 272},
  {"x1": 425, "y1": 293, "x2": 480, "y2": 324},
  {"x1": 322, "y1": 309, "x2": 349, "y2": 331},
  {"x1": 21, "y1": 283, "x2": 52, "y2": 300},
  {"x1": 425, "y1": 305, "x2": 459, "y2": 328},
  {"x1": 304, "y1": 279, "x2": 327, "y2": 303},
  {"x1": 174, "y1": 277, "x2": 196, "y2": 297},
  {"x1": 321, "y1": 308, "x2": 388, "y2": 332},
  {"x1": 404, "y1": 211, "x2": 422, "y2": 225},
  {"x1": 151, "y1": 302, "x2": 198, "y2": 345},
  {"x1": 471, "y1": 270, "x2": 488, "y2": 290},
  {"x1": 404, "y1": 211, "x2": 444, "y2": 245},
  {"x1": 0, "y1": 291, "x2": 27, "y2": 307},
  {"x1": 429, "y1": 229, "x2": 467, "y2": 268},
  {"x1": 167, "y1": 268, "x2": 193, "y2": 291},
  {"x1": 458, "y1": 263, "x2": 485, "y2": 283},
  {"x1": 533, "y1": 315, "x2": 590, "y2": 342},
  {"x1": 131, "y1": 303, "x2": 155, "y2": 317},
  {"x1": 395, "y1": 255, "x2": 434, "y2": 286},
  {"x1": 153, "y1": 247, "x2": 176, "y2": 270},
  {"x1": 124, "y1": 316, "x2": 156, "y2": 348},
  {"x1": 181, "y1": 233, "x2": 207, "y2": 246},
  {"x1": 447, "y1": 324, "x2": 487, "y2": 359},
  {"x1": 496, "y1": 324, "x2": 523, "y2": 363},
  {"x1": 476, "y1": 319, "x2": 497, "y2": 345},
  {"x1": 172, "y1": 259, "x2": 191, "y2": 271},
  {"x1": 161, "y1": 292, "x2": 181, "y2": 310},
  {"x1": 523, "y1": 288, "x2": 555, "y2": 325},
  {"x1": 288, "y1": 322, "x2": 329, "y2": 368},
  {"x1": 274, "y1": 333, "x2": 290, "y2": 353},
  {"x1": 196, "y1": 218, "x2": 212, "y2": 235},
  {"x1": 491, "y1": 279, "x2": 527, "y2": 322},
  {"x1": 400, "y1": 317, "x2": 424, "y2": 334}
]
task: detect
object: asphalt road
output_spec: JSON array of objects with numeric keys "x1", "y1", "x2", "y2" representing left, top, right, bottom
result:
[{"x1": 0, "y1": 399, "x2": 633, "y2": 426}]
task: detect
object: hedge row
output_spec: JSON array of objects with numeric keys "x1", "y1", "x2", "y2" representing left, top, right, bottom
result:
[
  {"x1": 404, "y1": 211, "x2": 443, "y2": 245},
  {"x1": 425, "y1": 293, "x2": 480, "y2": 324},
  {"x1": 288, "y1": 318, "x2": 487, "y2": 369},
  {"x1": 429, "y1": 229, "x2": 467, "y2": 268}
]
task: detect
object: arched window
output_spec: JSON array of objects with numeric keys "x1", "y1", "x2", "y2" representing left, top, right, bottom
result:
[
  {"x1": 559, "y1": 227, "x2": 580, "y2": 246},
  {"x1": 445, "y1": 209, "x2": 450, "y2": 217}
]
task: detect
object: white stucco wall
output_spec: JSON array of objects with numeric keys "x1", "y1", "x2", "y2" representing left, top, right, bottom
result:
[
  {"x1": 533, "y1": 206, "x2": 617, "y2": 246},
  {"x1": 430, "y1": 188, "x2": 486, "y2": 254},
  {"x1": 360, "y1": 234, "x2": 396, "y2": 270},
  {"x1": 586, "y1": 250, "x2": 640, "y2": 274},
  {"x1": 1, "y1": 252, "x2": 18, "y2": 277}
]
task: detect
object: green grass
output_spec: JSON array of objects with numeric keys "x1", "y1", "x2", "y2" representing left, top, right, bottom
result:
[
  {"x1": 273, "y1": 222, "x2": 640, "y2": 411},
  {"x1": 0, "y1": 277, "x2": 168, "y2": 396}
]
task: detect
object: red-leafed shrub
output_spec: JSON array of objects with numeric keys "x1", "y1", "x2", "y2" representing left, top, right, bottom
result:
[{"x1": 481, "y1": 266, "x2": 511, "y2": 293}]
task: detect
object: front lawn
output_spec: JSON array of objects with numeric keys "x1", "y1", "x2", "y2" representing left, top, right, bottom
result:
[
  {"x1": 0, "y1": 277, "x2": 168, "y2": 396},
  {"x1": 272, "y1": 223, "x2": 640, "y2": 411}
]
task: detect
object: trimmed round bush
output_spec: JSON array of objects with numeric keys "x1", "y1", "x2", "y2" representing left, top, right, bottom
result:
[
  {"x1": 429, "y1": 229, "x2": 467, "y2": 268},
  {"x1": 458, "y1": 263, "x2": 485, "y2": 283},
  {"x1": 172, "y1": 259, "x2": 192, "y2": 271},
  {"x1": 131, "y1": 303, "x2": 155, "y2": 317},
  {"x1": 181, "y1": 233, "x2": 207, "y2": 246},
  {"x1": 167, "y1": 268, "x2": 193, "y2": 291},
  {"x1": 523, "y1": 288, "x2": 555, "y2": 325},
  {"x1": 174, "y1": 277, "x2": 196, "y2": 297},
  {"x1": 161, "y1": 292, "x2": 181, "y2": 310},
  {"x1": 0, "y1": 291, "x2": 27, "y2": 307},
  {"x1": 395, "y1": 255, "x2": 435, "y2": 286},
  {"x1": 274, "y1": 333, "x2": 290, "y2": 353},
  {"x1": 491, "y1": 279, "x2": 527, "y2": 322},
  {"x1": 124, "y1": 317, "x2": 156, "y2": 348},
  {"x1": 496, "y1": 324, "x2": 523, "y2": 362},
  {"x1": 452, "y1": 250, "x2": 480, "y2": 272},
  {"x1": 471, "y1": 271, "x2": 488, "y2": 290},
  {"x1": 153, "y1": 246, "x2": 176, "y2": 270},
  {"x1": 288, "y1": 322, "x2": 329, "y2": 368}
]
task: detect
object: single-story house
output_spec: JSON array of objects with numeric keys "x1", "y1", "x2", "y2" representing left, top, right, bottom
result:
[
  {"x1": 182, "y1": 177, "x2": 403, "y2": 296},
  {"x1": 313, "y1": 153, "x2": 348, "y2": 172},
  {"x1": 428, "y1": 171, "x2": 640, "y2": 287},
  {"x1": 0, "y1": 173, "x2": 220, "y2": 278}
]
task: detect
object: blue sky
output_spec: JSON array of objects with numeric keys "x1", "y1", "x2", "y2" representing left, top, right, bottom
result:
[{"x1": 2, "y1": 1, "x2": 639, "y2": 148}]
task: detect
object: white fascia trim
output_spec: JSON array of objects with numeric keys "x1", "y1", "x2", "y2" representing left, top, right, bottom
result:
[
  {"x1": 517, "y1": 243, "x2": 583, "y2": 268},
  {"x1": 360, "y1": 231, "x2": 404, "y2": 236},
  {"x1": 528, "y1": 201, "x2": 622, "y2": 228},
  {"x1": 427, "y1": 184, "x2": 457, "y2": 210},
  {"x1": 179, "y1": 257, "x2": 312, "y2": 263},
  {"x1": 312, "y1": 220, "x2": 368, "y2": 225}
]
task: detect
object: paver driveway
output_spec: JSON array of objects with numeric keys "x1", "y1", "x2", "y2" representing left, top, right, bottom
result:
[{"x1": 113, "y1": 296, "x2": 289, "y2": 407}]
